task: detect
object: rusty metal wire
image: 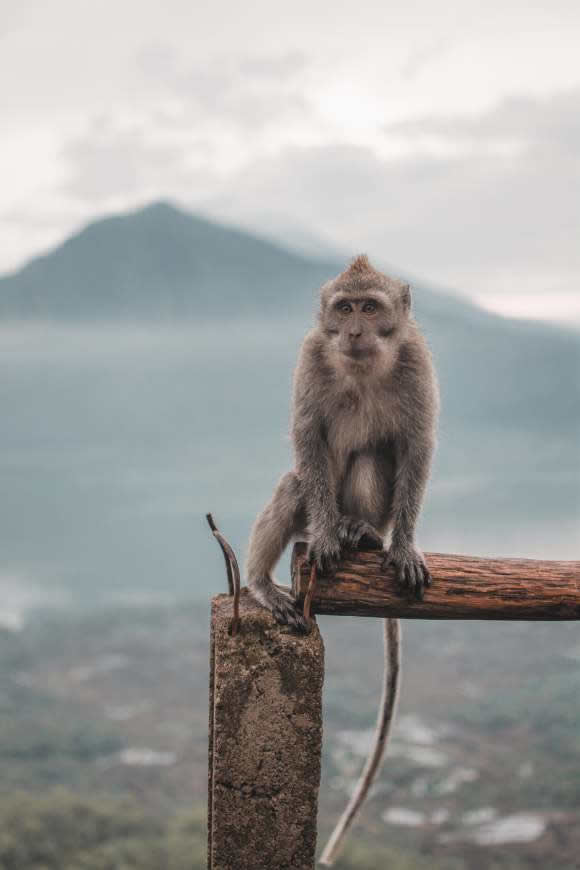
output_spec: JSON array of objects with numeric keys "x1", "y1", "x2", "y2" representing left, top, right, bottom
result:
[
  {"x1": 303, "y1": 561, "x2": 317, "y2": 624},
  {"x1": 206, "y1": 513, "x2": 241, "y2": 636}
]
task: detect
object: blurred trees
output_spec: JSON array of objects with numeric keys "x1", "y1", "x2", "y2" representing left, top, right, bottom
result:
[{"x1": 0, "y1": 792, "x2": 206, "y2": 870}]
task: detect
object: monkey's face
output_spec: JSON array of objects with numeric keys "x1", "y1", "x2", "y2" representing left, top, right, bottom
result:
[{"x1": 321, "y1": 293, "x2": 400, "y2": 363}]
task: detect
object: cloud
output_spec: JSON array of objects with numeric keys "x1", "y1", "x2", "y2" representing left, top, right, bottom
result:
[
  {"x1": 400, "y1": 36, "x2": 455, "y2": 82},
  {"x1": 202, "y1": 89, "x2": 580, "y2": 305},
  {"x1": 238, "y1": 51, "x2": 309, "y2": 80},
  {"x1": 21, "y1": 75, "x2": 580, "y2": 322},
  {"x1": 61, "y1": 121, "x2": 198, "y2": 202},
  {"x1": 134, "y1": 47, "x2": 314, "y2": 133},
  {"x1": 384, "y1": 89, "x2": 580, "y2": 156},
  {"x1": 59, "y1": 49, "x2": 318, "y2": 207}
]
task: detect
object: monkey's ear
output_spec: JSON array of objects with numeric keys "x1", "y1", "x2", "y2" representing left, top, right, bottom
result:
[{"x1": 401, "y1": 283, "x2": 411, "y2": 311}]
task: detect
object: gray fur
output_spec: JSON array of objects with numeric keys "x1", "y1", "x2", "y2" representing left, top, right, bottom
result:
[{"x1": 246, "y1": 254, "x2": 439, "y2": 627}]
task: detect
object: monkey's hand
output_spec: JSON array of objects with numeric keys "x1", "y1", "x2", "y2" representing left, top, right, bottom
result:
[
  {"x1": 308, "y1": 530, "x2": 342, "y2": 575},
  {"x1": 337, "y1": 516, "x2": 383, "y2": 551},
  {"x1": 382, "y1": 542, "x2": 431, "y2": 600}
]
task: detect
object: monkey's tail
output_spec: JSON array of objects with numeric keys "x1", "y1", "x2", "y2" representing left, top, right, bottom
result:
[{"x1": 318, "y1": 617, "x2": 402, "y2": 867}]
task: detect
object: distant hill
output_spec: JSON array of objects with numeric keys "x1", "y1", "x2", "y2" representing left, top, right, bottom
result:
[
  {"x1": 0, "y1": 201, "x2": 340, "y2": 320},
  {"x1": 1, "y1": 201, "x2": 578, "y2": 438}
]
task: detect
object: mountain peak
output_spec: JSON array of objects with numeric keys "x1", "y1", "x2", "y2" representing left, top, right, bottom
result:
[
  {"x1": 140, "y1": 199, "x2": 179, "y2": 214},
  {"x1": 130, "y1": 199, "x2": 190, "y2": 222},
  {"x1": 0, "y1": 201, "x2": 336, "y2": 320}
]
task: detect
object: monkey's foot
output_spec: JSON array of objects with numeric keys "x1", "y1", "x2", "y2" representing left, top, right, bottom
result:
[
  {"x1": 337, "y1": 516, "x2": 383, "y2": 551},
  {"x1": 249, "y1": 580, "x2": 309, "y2": 632},
  {"x1": 270, "y1": 588, "x2": 310, "y2": 633},
  {"x1": 382, "y1": 544, "x2": 431, "y2": 600}
]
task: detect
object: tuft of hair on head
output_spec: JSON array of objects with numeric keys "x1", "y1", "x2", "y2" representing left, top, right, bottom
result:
[{"x1": 347, "y1": 254, "x2": 373, "y2": 275}]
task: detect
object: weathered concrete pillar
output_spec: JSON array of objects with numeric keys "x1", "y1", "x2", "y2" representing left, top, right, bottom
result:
[{"x1": 208, "y1": 589, "x2": 324, "y2": 870}]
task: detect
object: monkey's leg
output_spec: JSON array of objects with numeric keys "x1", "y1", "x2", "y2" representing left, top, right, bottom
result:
[
  {"x1": 338, "y1": 451, "x2": 389, "y2": 551},
  {"x1": 246, "y1": 471, "x2": 308, "y2": 632}
]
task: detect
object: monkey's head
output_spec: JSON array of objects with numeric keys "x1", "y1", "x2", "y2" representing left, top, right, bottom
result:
[{"x1": 318, "y1": 255, "x2": 411, "y2": 372}]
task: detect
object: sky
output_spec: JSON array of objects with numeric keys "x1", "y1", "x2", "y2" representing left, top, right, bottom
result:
[{"x1": 1, "y1": 0, "x2": 579, "y2": 323}]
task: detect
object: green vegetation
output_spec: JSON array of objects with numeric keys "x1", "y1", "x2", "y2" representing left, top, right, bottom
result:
[
  {"x1": 0, "y1": 606, "x2": 579, "y2": 868},
  {"x1": 0, "y1": 793, "x2": 206, "y2": 870}
]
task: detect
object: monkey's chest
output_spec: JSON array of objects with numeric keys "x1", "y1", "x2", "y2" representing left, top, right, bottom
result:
[{"x1": 326, "y1": 393, "x2": 388, "y2": 470}]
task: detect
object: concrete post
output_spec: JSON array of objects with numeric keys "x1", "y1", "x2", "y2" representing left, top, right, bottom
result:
[{"x1": 208, "y1": 589, "x2": 324, "y2": 870}]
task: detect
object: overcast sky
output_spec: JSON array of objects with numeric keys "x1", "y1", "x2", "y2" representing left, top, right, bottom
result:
[{"x1": 1, "y1": 0, "x2": 579, "y2": 322}]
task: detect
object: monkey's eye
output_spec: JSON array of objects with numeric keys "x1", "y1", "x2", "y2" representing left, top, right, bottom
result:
[
  {"x1": 337, "y1": 302, "x2": 353, "y2": 314},
  {"x1": 362, "y1": 301, "x2": 377, "y2": 314}
]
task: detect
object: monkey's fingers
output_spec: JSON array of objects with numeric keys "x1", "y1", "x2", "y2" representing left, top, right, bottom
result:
[
  {"x1": 358, "y1": 531, "x2": 384, "y2": 550},
  {"x1": 318, "y1": 553, "x2": 339, "y2": 576},
  {"x1": 338, "y1": 517, "x2": 383, "y2": 551},
  {"x1": 406, "y1": 562, "x2": 422, "y2": 600},
  {"x1": 308, "y1": 543, "x2": 340, "y2": 576},
  {"x1": 395, "y1": 562, "x2": 412, "y2": 595},
  {"x1": 415, "y1": 572, "x2": 426, "y2": 601},
  {"x1": 388, "y1": 555, "x2": 427, "y2": 601},
  {"x1": 412, "y1": 560, "x2": 432, "y2": 599},
  {"x1": 380, "y1": 550, "x2": 392, "y2": 572},
  {"x1": 356, "y1": 521, "x2": 384, "y2": 550}
]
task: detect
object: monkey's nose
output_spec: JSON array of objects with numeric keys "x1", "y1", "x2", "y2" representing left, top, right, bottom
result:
[{"x1": 349, "y1": 329, "x2": 362, "y2": 339}]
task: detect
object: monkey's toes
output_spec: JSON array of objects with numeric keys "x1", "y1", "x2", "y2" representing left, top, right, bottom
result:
[{"x1": 272, "y1": 599, "x2": 310, "y2": 633}]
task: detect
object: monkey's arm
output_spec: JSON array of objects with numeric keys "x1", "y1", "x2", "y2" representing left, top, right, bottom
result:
[
  {"x1": 390, "y1": 430, "x2": 434, "y2": 545},
  {"x1": 291, "y1": 346, "x2": 341, "y2": 572},
  {"x1": 385, "y1": 429, "x2": 435, "y2": 598},
  {"x1": 383, "y1": 334, "x2": 439, "y2": 598},
  {"x1": 380, "y1": 331, "x2": 439, "y2": 597}
]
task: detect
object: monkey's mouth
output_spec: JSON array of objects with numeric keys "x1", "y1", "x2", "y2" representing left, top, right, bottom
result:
[{"x1": 342, "y1": 346, "x2": 375, "y2": 360}]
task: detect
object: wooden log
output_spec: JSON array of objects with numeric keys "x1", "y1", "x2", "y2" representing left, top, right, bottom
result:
[{"x1": 290, "y1": 543, "x2": 580, "y2": 620}]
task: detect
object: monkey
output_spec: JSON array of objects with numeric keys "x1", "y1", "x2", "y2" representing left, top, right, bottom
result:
[{"x1": 245, "y1": 254, "x2": 439, "y2": 864}]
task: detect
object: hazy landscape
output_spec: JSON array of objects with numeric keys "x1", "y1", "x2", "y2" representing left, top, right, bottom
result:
[{"x1": 0, "y1": 201, "x2": 579, "y2": 868}]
